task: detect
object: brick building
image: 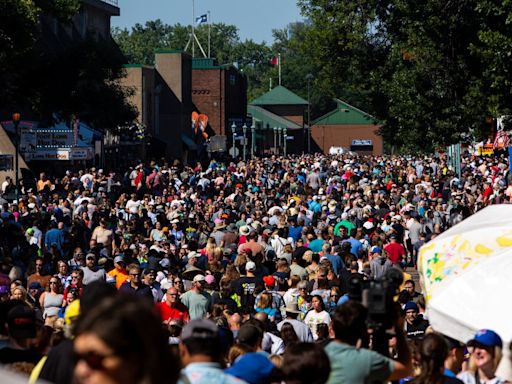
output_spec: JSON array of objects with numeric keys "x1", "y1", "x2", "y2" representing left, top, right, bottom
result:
[
  {"x1": 311, "y1": 99, "x2": 383, "y2": 155},
  {"x1": 121, "y1": 54, "x2": 248, "y2": 162},
  {"x1": 191, "y1": 58, "x2": 247, "y2": 136},
  {"x1": 121, "y1": 50, "x2": 193, "y2": 161},
  {"x1": 248, "y1": 86, "x2": 308, "y2": 155}
]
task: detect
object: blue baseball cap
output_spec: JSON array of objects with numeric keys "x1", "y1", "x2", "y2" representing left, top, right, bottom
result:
[
  {"x1": 404, "y1": 302, "x2": 419, "y2": 312},
  {"x1": 370, "y1": 246, "x2": 382, "y2": 254},
  {"x1": 467, "y1": 329, "x2": 502, "y2": 348},
  {"x1": 225, "y1": 353, "x2": 276, "y2": 384}
]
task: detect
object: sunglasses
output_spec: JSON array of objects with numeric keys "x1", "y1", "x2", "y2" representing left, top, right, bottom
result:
[
  {"x1": 73, "y1": 350, "x2": 115, "y2": 371},
  {"x1": 50, "y1": 281, "x2": 59, "y2": 284},
  {"x1": 174, "y1": 281, "x2": 182, "y2": 284}
]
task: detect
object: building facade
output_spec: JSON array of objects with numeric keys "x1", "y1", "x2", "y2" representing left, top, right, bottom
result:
[
  {"x1": 192, "y1": 58, "x2": 247, "y2": 137},
  {"x1": 311, "y1": 99, "x2": 383, "y2": 155},
  {"x1": 248, "y1": 86, "x2": 308, "y2": 155}
]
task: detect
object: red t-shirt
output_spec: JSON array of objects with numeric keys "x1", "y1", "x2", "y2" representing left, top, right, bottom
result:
[
  {"x1": 155, "y1": 302, "x2": 190, "y2": 323},
  {"x1": 384, "y1": 242, "x2": 406, "y2": 264}
]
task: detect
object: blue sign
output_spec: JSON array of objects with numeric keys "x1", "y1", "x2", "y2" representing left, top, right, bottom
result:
[{"x1": 508, "y1": 147, "x2": 512, "y2": 172}]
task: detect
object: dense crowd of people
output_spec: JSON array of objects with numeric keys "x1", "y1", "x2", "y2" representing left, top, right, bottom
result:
[{"x1": 0, "y1": 152, "x2": 511, "y2": 384}]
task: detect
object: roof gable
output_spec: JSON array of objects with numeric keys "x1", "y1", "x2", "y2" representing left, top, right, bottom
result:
[
  {"x1": 248, "y1": 105, "x2": 302, "y2": 129},
  {"x1": 250, "y1": 85, "x2": 308, "y2": 106},
  {"x1": 312, "y1": 98, "x2": 379, "y2": 125}
]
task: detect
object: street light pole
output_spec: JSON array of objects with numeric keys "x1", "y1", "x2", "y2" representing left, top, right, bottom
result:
[
  {"x1": 251, "y1": 123, "x2": 255, "y2": 158},
  {"x1": 242, "y1": 124, "x2": 247, "y2": 161},
  {"x1": 12, "y1": 112, "x2": 21, "y2": 202},
  {"x1": 231, "y1": 123, "x2": 236, "y2": 159},
  {"x1": 273, "y1": 126, "x2": 277, "y2": 154},
  {"x1": 306, "y1": 73, "x2": 313, "y2": 153},
  {"x1": 283, "y1": 127, "x2": 287, "y2": 157}
]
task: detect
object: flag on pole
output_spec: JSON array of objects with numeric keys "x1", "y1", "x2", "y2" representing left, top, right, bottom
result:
[
  {"x1": 269, "y1": 56, "x2": 279, "y2": 66},
  {"x1": 196, "y1": 14, "x2": 208, "y2": 24}
]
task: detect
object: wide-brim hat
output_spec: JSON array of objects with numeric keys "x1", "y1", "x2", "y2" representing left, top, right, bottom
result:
[
  {"x1": 239, "y1": 225, "x2": 251, "y2": 236},
  {"x1": 214, "y1": 221, "x2": 226, "y2": 230},
  {"x1": 284, "y1": 302, "x2": 302, "y2": 314}
]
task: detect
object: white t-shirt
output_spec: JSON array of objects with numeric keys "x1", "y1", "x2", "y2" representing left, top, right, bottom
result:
[
  {"x1": 304, "y1": 310, "x2": 331, "y2": 340},
  {"x1": 125, "y1": 199, "x2": 141, "y2": 214}
]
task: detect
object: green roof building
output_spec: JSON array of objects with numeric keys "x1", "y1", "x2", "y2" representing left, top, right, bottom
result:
[
  {"x1": 248, "y1": 85, "x2": 307, "y2": 155},
  {"x1": 311, "y1": 99, "x2": 383, "y2": 155}
]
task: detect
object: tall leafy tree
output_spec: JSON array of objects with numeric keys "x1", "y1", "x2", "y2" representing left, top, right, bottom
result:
[
  {"x1": 1, "y1": 0, "x2": 136, "y2": 132},
  {"x1": 299, "y1": 0, "x2": 512, "y2": 151}
]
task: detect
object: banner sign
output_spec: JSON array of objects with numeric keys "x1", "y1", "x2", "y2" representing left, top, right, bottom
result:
[{"x1": 352, "y1": 139, "x2": 373, "y2": 146}]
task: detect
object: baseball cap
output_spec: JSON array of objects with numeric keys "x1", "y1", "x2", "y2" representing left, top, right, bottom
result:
[
  {"x1": 370, "y1": 246, "x2": 382, "y2": 254},
  {"x1": 86, "y1": 252, "x2": 96, "y2": 260},
  {"x1": 181, "y1": 319, "x2": 218, "y2": 340},
  {"x1": 263, "y1": 275, "x2": 275, "y2": 286},
  {"x1": 7, "y1": 305, "x2": 36, "y2": 339},
  {"x1": 467, "y1": 329, "x2": 503, "y2": 348},
  {"x1": 245, "y1": 261, "x2": 256, "y2": 272},
  {"x1": 187, "y1": 251, "x2": 200, "y2": 260},
  {"x1": 28, "y1": 282, "x2": 43, "y2": 291},
  {"x1": 237, "y1": 324, "x2": 263, "y2": 345},
  {"x1": 193, "y1": 274, "x2": 206, "y2": 283},
  {"x1": 143, "y1": 268, "x2": 156, "y2": 276},
  {"x1": 114, "y1": 255, "x2": 124, "y2": 264},
  {"x1": 404, "y1": 302, "x2": 419, "y2": 312},
  {"x1": 225, "y1": 352, "x2": 276, "y2": 384}
]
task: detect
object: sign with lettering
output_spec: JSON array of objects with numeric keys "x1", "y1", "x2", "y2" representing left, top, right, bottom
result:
[
  {"x1": 35, "y1": 131, "x2": 73, "y2": 147},
  {"x1": 351, "y1": 139, "x2": 373, "y2": 146}
]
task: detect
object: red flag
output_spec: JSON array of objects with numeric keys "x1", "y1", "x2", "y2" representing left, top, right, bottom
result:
[{"x1": 269, "y1": 56, "x2": 279, "y2": 66}]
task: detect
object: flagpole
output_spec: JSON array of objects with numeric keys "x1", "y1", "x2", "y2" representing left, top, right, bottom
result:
[
  {"x1": 278, "y1": 53, "x2": 281, "y2": 86},
  {"x1": 208, "y1": 11, "x2": 211, "y2": 58},
  {"x1": 191, "y1": 0, "x2": 195, "y2": 58}
]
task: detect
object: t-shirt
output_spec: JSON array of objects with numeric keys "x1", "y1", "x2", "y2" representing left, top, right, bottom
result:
[
  {"x1": 304, "y1": 310, "x2": 330, "y2": 340},
  {"x1": 232, "y1": 276, "x2": 263, "y2": 308},
  {"x1": 155, "y1": 302, "x2": 190, "y2": 323},
  {"x1": 384, "y1": 242, "x2": 406, "y2": 264},
  {"x1": 180, "y1": 290, "x2": 212, "y2": 320},
  {"x1": 325, "y1": 341, "x2": 394, "y2": 384}
]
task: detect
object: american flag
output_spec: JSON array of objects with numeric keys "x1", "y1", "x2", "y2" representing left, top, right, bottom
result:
[{"x1": 493, "y1": 130, "x2": 510, "y2": 149}]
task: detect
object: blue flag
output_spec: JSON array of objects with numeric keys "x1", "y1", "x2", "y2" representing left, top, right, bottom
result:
[{"x1": 195, "y1": 14, "x2": 208, "y2": 24}]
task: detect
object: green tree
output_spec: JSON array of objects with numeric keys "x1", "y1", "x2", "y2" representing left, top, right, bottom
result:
[
  {"x1": 299, "y1": 0, "x2": 512, "y2": 151},
  {"x1": 0, "y1": 0, "x2": 135, "y2": 132},
  {"x1": 0, "y1": 0, "x2": 79, "y2": 108}
]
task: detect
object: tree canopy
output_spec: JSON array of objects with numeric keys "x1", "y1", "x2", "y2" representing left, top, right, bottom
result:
[
  {"x1": 299, "y1": 0, "x2": 512, "y2": 151},
  {"x1": 0, "y1": 0, "x2": 137, "y2": 132}
]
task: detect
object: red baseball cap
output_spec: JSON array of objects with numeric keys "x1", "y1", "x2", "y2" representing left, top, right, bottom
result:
[{"x1": 263, "y1": 275, "x2": 275, "y2": 286}]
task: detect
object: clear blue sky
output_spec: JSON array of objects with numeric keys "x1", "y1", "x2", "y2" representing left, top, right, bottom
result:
[{"x1": 111, "y1": 0, "x2": 304, "y2": 44}]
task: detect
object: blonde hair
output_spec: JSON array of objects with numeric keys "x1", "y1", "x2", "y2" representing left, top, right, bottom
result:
[
  {"x1": 227, "y1": 343, "x2": 253, "y2": 365},
  {"x1": 468, "y1": 346, "x2": 502, "y2": 374},
  {"x1": 257, "y1": 292, "x2": 272, "y2": 309}
]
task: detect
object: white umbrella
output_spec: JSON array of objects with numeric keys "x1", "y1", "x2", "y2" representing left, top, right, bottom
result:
[
  {"x1": 418, "y1": 205, "x2": 512, "y2": 302},
  {"x1": 426, "y1": 248, "x2": 512, "y2": 344},
  {"x1": 418, "y1": 205, "x2": 512, "y2": 380}
]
